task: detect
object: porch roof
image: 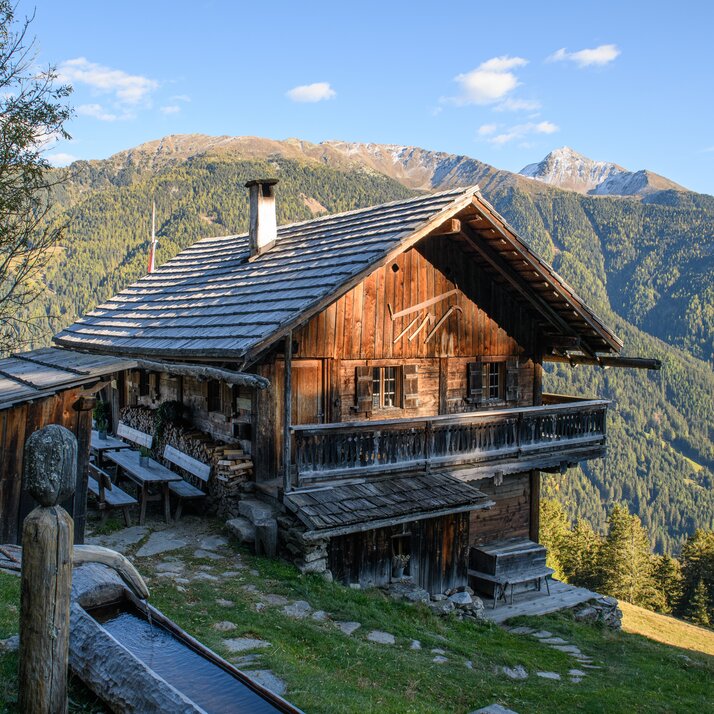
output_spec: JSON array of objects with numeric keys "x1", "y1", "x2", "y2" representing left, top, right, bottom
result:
[
  {"x1": 53, "y1": 186, "x2": 621, "y2": 362},
  {"x1": 0, "y1": 347, "x2": 136, "y2": 410},
  {"x1": 283, "y1": 472, "x2": 494, "y2": 541}
]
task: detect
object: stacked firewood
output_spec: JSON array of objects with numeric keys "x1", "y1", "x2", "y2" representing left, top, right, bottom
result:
[{"x1": 210, "y1": 446, "x2": 254, "y2": 519}]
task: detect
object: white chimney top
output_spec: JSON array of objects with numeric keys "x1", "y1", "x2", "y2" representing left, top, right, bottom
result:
[{"x1": 246, "y1": 178, "x2": 278, "y2": 259}]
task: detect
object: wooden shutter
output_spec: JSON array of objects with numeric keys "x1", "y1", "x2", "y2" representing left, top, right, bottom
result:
[
  {"x1": 222, "y1": 383, "x2": 234, "y2": 418},
  {"x1": 505, "y1": 357, "x2": 520, "y2": 404},
  {"x1": 402, "y1": 364, "x2": 419, "y2": 409},
  {"x1": 467, "y1": 361, "x2": 483, "y2": 404},
  {"x1": 354, "y1": 366, "x2": 373, "y2": 413}
]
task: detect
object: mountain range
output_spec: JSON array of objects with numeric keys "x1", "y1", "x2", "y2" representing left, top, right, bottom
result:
[{"x1": 22, "y1": 134, "x2": 714, "y2": 554}]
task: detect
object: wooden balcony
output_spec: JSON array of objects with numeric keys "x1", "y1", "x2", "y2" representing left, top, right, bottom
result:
[{"x1": 291, "y1": 398, "x2": 608, "y2": 485}]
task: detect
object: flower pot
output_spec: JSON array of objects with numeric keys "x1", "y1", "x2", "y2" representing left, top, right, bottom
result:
[
  {"x1": 98, "y1": 429, "x2": 107, "y2": 440},
  {"x1": 392, "y1": 565, "x2": 404, "y2": 579},
  {"x1": 139, "y1": 456, "x2": 149, "y2": 467}
]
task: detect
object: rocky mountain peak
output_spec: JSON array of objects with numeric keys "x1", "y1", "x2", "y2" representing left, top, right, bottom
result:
[{"x1": 519, "y1": 147, "x2": 685, "y2": 197}]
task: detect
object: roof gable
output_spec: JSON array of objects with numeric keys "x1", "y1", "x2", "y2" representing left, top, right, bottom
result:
[{"x1": 53, "y1": 186, "x2": 620, "y2": 361}]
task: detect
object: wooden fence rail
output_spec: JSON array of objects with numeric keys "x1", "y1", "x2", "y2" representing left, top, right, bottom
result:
[{"x1": 292, "y1": 399, "x2": 608, "y2": 483}]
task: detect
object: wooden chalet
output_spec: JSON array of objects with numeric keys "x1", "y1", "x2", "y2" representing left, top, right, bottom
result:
[{"x1": 53, "y1": 182, "x2": 624, "y2": 594}]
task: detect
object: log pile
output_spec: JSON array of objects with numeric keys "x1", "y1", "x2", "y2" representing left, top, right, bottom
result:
[{"x1": 210, "y1": 446, "x2": 255, "y2": 519}]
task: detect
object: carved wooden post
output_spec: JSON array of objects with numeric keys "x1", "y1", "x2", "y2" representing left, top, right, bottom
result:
[{"x1": 19, "y1": 424, "x2": 77, "y2": 714}]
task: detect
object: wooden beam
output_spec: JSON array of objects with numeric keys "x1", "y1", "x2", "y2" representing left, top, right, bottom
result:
[
  {"x1": 470, "y1": 198, "x2": 623, "y2": 352},
  {"x1": 283, "y1": 331, "x2": 293, "y2": 494},
  {"x1": 461, "y1": 226, "x2": 579, "y2": 340},
  {"x1": 431, "y1": 218, "x2": 461, "y2": 235},
  {"x1": 134, "y1": 359, "x2": 269, "y2": 389},
  {"x1": 529, "y1": 470, "x2": 540, "y2": 542},
  {"x1": 545, "y1": 354, "x2": 662, "y2": 370}
]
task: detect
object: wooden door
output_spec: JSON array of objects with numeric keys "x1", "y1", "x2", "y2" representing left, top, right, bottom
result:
[{"x1": 275, "y1": 359, "x2": 324, "y2": 473}]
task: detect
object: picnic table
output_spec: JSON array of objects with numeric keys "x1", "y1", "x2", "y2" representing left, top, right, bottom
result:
[
  {"x1": 104, "y1": 448, "x2": 182, "y2": 525},
  {"x1": 90, "y1": 430, "x2": 130, "y2": 465}
]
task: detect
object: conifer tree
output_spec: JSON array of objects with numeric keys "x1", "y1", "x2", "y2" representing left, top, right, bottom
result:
[
  {"x1": 653, "y1": 554, "x2": 684, "y2": 614},
  {"x1": 560, "y1": 519, "x2": 604, "y2": 591},
  {"x1": 679, "y1": 529, "x2": 714, "y2": 624},
  {"x1": 599, "y1": 504, "x2": 661, "y2": 609},
  {"x1": 539, "y1": 498, "x2": 570, "y2": 580},
  {"x1": 688, "y1": 580, "x2": 711, "y2": 627}
]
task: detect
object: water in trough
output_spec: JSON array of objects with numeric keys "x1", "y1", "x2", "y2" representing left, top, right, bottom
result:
[{"x1": 91, "y1": 602, "x2": 283, "y2": 714}]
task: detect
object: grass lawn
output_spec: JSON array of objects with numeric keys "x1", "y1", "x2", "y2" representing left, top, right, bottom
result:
[
  {"x1": 1, "y1": 516, "x2": 712, "y2": 713},
  {"x1": 620, "y1": 600, "x2": 714, "y2": 657}
]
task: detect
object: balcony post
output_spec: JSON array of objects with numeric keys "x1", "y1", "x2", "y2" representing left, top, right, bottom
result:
[
  {"x1": 283, "y1": 331, "x2": 293, "y2": 493},
  {"x1": 424, "y1": 420, "x2": 432, "y2": 475}
]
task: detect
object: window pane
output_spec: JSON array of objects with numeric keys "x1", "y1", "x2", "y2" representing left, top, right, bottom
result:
[
  {"x1": 487, "y1": 362, "x2": 500, "y2": 400},
  {"x1": 383, "y1": 366, "x2": 397, "y2": 407},
  {"x1": 372, "y1": 368, "x2": 381, "y2": 409}
]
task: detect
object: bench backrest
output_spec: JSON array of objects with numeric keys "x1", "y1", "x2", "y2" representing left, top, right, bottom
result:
[
  {"x1": 117, "y1": 421, "x2": 153, "y2": 449},
  {"x1": 163, "y1": 444, "x2": 211, "y2": 482},
  {"x1": 89, "y1": 463, "x2": 113, "y2": 495}
]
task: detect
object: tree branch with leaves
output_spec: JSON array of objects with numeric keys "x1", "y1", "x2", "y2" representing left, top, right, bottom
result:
[{"x1": 0, "y1": 1, "x2": 72, "y2": 353}]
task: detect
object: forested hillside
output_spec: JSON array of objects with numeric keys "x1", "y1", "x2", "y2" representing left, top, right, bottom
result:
[{"x1": 18, "y1": 137, "x2": 714, "y2": 555}]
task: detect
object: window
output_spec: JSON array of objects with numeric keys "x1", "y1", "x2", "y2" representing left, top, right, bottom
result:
[
  {"x1": 207, "y1": 379, "x2": 221, "y2": 412},
  {"x1": 468, "y1": 358, "x2": 519, "y2": 405},
  {"x1": 138, "y1": 370, "x2": 150, "y2": 397},
  {"x1": 372, "y1": 366, "x2": 400, "y2": 409},
  {"x1": 486, "y1": 361, "x2": 502, "y2": 401}
]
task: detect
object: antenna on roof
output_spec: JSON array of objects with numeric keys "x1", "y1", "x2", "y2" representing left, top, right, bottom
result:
[{"x1": 148, "y1": 200, "x2": 157, "y2": 274}]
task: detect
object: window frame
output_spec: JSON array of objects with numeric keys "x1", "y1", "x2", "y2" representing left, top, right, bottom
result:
[{"x1": 372, "y1": 365, "x2": 402, "y2": 411}]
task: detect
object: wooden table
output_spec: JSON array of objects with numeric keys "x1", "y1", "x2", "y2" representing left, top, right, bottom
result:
[
  {"x1": 90, "y1": 430, "x2": 130, "y2": 465},
  {"x1": 104, "y1": 449, "x2": 182, "y2": 525}
]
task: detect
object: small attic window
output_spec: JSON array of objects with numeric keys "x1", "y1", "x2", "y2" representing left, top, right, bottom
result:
[{"x1": 391, "y1": 263, "x2": 400, "y2": 273}]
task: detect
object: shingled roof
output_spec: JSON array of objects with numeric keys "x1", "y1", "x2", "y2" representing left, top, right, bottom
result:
[
  {"x1": 284, "y1": 472, "x2": 494, "y2": 540},
  {"x1": 53, "y1": 186, "x2": 621, "y2": 362},
  {"x1": 0, "y1": 347, "x2": 135, "y2": 410}
]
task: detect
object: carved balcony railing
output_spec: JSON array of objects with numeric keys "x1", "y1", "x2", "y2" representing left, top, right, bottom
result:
[{"x1": 291, "y1": 399, "x2": 608, "y2": 484}]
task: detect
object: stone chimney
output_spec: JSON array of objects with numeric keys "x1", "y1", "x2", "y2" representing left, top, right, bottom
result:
[{"x1": 246, "y1": 179, "x2": 278, "y2": 258}]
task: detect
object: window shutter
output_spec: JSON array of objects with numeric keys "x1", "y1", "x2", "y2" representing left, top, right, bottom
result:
[
  {"x1": 467, "y1": 361, "x2": 483, "y2": 404},
  {"x1": 506, "y1": 357, "x2": 520, "y2": 403},
  {"x1": 354, "y1": 366, "x2": 373, "y2": 413},
  {"x1": 402, "y1": 364, "x2": 419, "y2": 409},
  {"x1": 222, "y1": 383, "x2": 234, "y2": 418}
]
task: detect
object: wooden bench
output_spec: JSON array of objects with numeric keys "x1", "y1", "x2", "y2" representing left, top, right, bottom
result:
[
  {"x1": 163, "y1": 444, "x2": 210, "y2": 520},
  {"x1": 87, "y1": 463, "x2": 138, "y2": 526},
  {"x1": 469, "y1": 566, "x2": 554, "y2": 608},
  {"x1": 117, "y1": 421, "x2": 154, "y2": 449}
]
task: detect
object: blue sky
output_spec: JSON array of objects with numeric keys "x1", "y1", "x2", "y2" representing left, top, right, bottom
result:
[{"x1": 23, "y1": 0, "x2": 714, "y2": 194}]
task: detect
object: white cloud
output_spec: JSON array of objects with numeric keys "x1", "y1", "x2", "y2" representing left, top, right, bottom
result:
[
  {"x1": 160, "y1": 105, "x2": 181, "y2": 115},
  {"x1": 171, "y1": 94, "x2": 191, "y2": 103},
  {"x1": 478, "y1": 123, "x2": 498, "y2": 136},
  {"x1": 487, "y1": 121, "x2": 559, "y2": 145},
  {"x1": 548, "y1": 44, "x2": 620, "y2": 68},
  {"x1": 286, "y1": 82, "x2": 336, "y2": 103},
  {"x1": 495, "y1": 97, "x2": 542, "y2": 112},
  {"x1": 47, "y1": 152, "x2": 78, "y2": 167},
  {"x1": 77, "y1": 103, "x2": 131, "y2": 122},
  {"x1": 450, "y1": 55, "x2": 528, "y2": 105},
  {"x1": 59, "y1": 57, "x2": 158, "y2": 104}
]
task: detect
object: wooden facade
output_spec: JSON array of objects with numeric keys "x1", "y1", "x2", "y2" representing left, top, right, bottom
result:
[
  {"x1": 0, "y1": 349, "x2": 133, "y2": 544},
  {"x1": 48, "y1": 186, "x2": 623, "y2": 593}
]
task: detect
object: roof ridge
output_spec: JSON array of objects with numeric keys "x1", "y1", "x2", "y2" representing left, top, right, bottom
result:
[{"x1": 191, "y1": 185, "x2": 480, "y2": 247}]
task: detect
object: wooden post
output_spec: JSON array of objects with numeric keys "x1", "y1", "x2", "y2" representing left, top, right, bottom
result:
[
  {"x1": 72, "y1": 395, "x2": 95, "y2": 544},
  {"x1": 529, "y1": 469, "x2": 541, "y2": 543},
  {"x1": 283, "y1": 332, "x2": 293, "y2": 493},
  {"x1": 19, "y1": 424, "x2": 77, "y2": 714}
]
